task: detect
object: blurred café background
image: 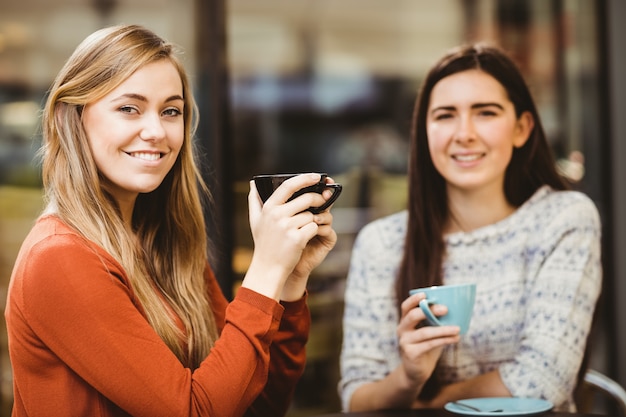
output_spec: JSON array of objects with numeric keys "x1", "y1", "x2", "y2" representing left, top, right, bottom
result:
[{"x1": 1, "y1": 0, "x2": 625, "y2": 415}]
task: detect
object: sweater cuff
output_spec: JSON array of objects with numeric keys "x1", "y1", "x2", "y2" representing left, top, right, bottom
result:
[
  {"x1": 235, "y1": 286, "x2": 284, "y2": 320},
  {"x1": 280, "y1": 290, "x2": 308, "y2": 316}
]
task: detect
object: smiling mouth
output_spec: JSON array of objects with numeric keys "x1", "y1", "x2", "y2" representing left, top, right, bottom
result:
[
  {"x1": 126, "y1": 151, "x2": 163, "y2": 161},
  {"x1": 453, "y1": 153, "x2": 484, "y2": 162}
]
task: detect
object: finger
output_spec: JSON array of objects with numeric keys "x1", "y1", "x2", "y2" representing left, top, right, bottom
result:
[
  {"x1": 401, "y1": 292, "x2": 425, "y2": 316},
  {"x1": 268, "y1": 173, "x2": 321, "y2": 206},
  {"x1": 298, "y1": 221, "x2": 320, "y2": 241},
  {"x1": 400, "y1": 325, "x2": 461, "y2": 347},
  {"x1": 399, "y1": 302, "x2": 450, "y2": 334},
  {"x1": 404, "y1": 334, "x2": 461, "y2": 355},
  {"x1": 274, "y1": 192, "x2": 327, "y2": 218},
  {"x1": 310, "y1": 225, "x2": 337, "y2": 248},
  {"x1": 317, "y1": 188, "x2": 336, "y2": 207},
  {"x1": 408, "y1": 303, "x2": 449, "y2": 324},
  {"x1": 248, "y1": 180, "x2": 263, "y2": 223},
  {"x1": 312, "y1": 211, "x2": 333, "y2": 226},
  {"x1": 281, "y1": 209, "x2": 320, "y2": 234}
]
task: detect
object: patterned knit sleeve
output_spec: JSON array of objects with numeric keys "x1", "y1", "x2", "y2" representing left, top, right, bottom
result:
[
  {"x1": 338, "y1": 214, "x2": 405, "y2": 411},
  {"x1": 498, "y1": 193, "x2": 602, "y2": 409}
]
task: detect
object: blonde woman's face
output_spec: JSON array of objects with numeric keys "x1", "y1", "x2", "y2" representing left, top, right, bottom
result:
[
  {"x1": 426, "y1": 69, "x2": 532, "y2": 196},
  {"x1": 82, "y1": 60, "x2": 185, "y2": 206}
]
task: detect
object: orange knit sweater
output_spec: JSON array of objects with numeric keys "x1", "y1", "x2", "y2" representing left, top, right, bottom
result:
[{"x1": 5, "y1": 215, "x2": 310, "y2": 416}]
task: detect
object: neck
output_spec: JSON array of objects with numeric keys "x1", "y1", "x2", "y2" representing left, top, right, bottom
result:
[
  {"x1": 445, "y1": 185, "x2": 515, "y2": 233},
  {"x1": 114, "y1": 196, "x2": 136, "y2": 230}
]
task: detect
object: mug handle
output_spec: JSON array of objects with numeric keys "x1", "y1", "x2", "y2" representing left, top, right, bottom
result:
[
  {"x1": 418, "y1": 298, "x2": 443, "y2": 327},
  {"x1": 309, "y1": 183, "x2": 342, "y2": 214}
]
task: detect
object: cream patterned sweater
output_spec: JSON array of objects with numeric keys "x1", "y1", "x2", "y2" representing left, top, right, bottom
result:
[{"x1": 339, "y1": 186, "x2": 602, "y2": 412}]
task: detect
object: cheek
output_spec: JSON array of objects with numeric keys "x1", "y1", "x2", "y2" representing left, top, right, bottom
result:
[
  {"x1": 426, "y1": 124, "x2": 449, "y2": 157},
  {"x1": 167, "y1": 124, "x2": 185, "y2": 151},
  {"x1": 479, "y1": 122, "x2": 517, "y2": 155},
  {"x1": 494, "y1": 146, "x2": 514, "y2": 173}
]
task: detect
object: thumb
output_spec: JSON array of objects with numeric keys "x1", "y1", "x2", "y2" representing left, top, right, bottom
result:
[{"x1": 248, "y1": 180, "x2": 263, "y2": 226}]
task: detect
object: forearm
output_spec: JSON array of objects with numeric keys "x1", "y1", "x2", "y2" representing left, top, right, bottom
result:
[
  {"x1": 280, "y1": 273, "x2": 308, "y2": 301},
  {"x1": 247, "y1": 297, "x2": 310, "y2": 416},
  {"x1": 349, "y1": 366, "x2": 423, "y2": 412},
  {"x1": 240, "y1": 256, "x2": 291, "y2": 301},
  {"x1": 420, "y1": 370, "x2": 512, "y2": 408}
]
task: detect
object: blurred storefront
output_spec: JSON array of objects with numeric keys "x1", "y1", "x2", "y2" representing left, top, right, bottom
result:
[{"x1": 1, "y1": 1, "x2": 624, "y2": 416}]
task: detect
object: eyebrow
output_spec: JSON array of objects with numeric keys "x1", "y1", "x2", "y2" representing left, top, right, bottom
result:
[
  {"x1": 110, "y1": 93, "x2": 184, "y2": 103},
  {"x1": 430, "y1": 102, "x2": 505, "y2": 114}
]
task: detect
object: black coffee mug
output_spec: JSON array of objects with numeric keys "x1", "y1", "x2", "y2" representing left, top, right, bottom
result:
[{"x1": 252, "y1": 173, "x2": 342, "y2": 214}]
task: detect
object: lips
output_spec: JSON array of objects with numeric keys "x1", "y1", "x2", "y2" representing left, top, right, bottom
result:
[{"x1": 452, "y1": 153, "x2": 484, "y2": 162}]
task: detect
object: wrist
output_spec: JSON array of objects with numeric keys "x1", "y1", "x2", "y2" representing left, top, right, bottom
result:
[
  {"x1": 280, "y1": 274, "x2": 309, "y2": 301},
  {"x1": 241, "y1": 257, "x2": 291, "y2": 301},
  {"x1": 390, "y1": 367, "x2": 423, "y2": 408}
]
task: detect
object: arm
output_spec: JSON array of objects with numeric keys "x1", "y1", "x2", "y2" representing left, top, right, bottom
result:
[
  {"x1": 349, "y1": 293, "x2": 460, "y2": 412},
  {"x1": 203, "y1": 268, "x2": 310, "y2": 417},
  {"x1": 11, "y1": 175, "x2": 336, "y2": 417},
  {"x1": 496, "y1": 197, "x2": 602, "y2": 406},
  {"x1": 339, "y1": 218, "x2": 459, "y2": 412},
  {"x1": 422, "y1": 195, "x2": 602, "y2": 409},
  {"x1": 414, "y1": 371, "x2": 511, "y2": 408},
  {"x1": 13, "y1": 233, "x2": 286, "y2": 417},
  {"x1": 240, "y1": 173, "x2": 335, "y2": 415},
  {"x1": 241, "y1": 173, "x2": 336, "y2": 301},
  {"x1": 246, "y1": 296, "x2": 310, "y2": 416}
]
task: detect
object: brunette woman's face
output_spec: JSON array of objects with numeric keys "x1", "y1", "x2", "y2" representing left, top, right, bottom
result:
[
  {"x1": 426, "y1": 69, "x2": 533, "y2": 196},
  {"x1": 82, "y1": 60, "x2": 185, "y2": 206}
]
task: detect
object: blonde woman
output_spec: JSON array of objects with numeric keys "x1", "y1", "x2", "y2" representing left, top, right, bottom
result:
[{"x1": 5, "y1": 24, "x2": 337, "y2": 417}]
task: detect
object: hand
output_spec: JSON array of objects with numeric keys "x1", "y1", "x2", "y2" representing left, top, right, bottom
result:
[
  {"x1": 282, "y1": 179, "x2": 338, "y2": 300},
  {"x1": 242, "y1": 173, "x2": 334, "y2": 300},
  {"x1": 396, "y1": 292, "x2": 461, "y2": 397}
]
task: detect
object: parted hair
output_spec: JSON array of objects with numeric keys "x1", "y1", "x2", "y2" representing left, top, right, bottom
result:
[
  {"x1": 41, "y1": 24, "x2": 218, "y2": 369},
  {"x1": 397, "y1": 43, "x2": 569, "y2": 315}
]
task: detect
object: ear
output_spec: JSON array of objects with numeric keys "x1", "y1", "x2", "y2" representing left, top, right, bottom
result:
[{"x1": 513, "y1": 111, "x2": 534, "y2": 148}]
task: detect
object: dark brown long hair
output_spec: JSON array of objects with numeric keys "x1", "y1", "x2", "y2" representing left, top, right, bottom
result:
[{"x1": 396, "y1": 43, "x2": 569, "y2": 306}]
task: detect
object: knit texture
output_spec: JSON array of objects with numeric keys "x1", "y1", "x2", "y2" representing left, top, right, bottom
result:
[{"x1": 339, "y1": 186, "x2": 602, "y2": 412}]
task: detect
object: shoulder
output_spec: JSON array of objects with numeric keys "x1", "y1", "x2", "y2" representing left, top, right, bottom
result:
[
  {"x1": 17, "y1": 216, "x2": 109, "y2": 264},
  {"x1": 7, "y1": 216, "x2": 133, "y2": 328},
  {"x1": 10, "y1": 216, "x2": 127, "y2": 296},
  {"x1": 525, "y1": 187, "x2": 601, "y2": 229},
  {"x1": 355, "y1": 211, "x2": 407, "y2": 251}
]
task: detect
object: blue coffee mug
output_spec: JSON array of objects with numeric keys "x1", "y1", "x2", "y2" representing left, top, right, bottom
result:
[{"x1": 409, "y1": 283, "x2": 476, "y2": 335}]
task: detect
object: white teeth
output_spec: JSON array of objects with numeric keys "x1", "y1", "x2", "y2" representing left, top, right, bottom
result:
[
  {"x1": 130, "y1": 152, "x2": 161, "y2": 161},
  {"x1": 454, "y1": 154, "x2": 482, "y2": 162}
]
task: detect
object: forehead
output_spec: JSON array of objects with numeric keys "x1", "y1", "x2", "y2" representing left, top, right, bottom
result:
[
  {"x1": 109, "y1": 59, "x2": 183, "y2": 98},
  {"x1": 429, "y1": 69, "x2": 509, "y2": 106}
]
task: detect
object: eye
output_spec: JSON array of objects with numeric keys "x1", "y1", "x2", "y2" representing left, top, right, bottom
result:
[
  {"x1": 119, "y1": 105, "x2": 139, "y2": 114},
  {"x1": 163, "y1": 107, "x2": 182, "y2": 117},
  {"x1": 476, "y1": 105, "x2": 502, "y2": 117},
  {"x1": 433, "y1": 112, "x2": 453, "y2": 121}
]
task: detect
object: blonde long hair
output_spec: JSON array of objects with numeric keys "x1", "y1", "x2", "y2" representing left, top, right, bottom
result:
[{"x1": 41, "y1": 24, "x2": 218, "y2": 368}]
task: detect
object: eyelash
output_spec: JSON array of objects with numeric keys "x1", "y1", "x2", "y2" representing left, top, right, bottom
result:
[
  {"x1": 434, "y1": 110, "x2": 498, "y2": 120},
  {"x1": 118, "y1": 106, "x2": 182, "y2": 117},
  {"x1": 163, "y1": 108, "x2": 182, "y2": 117},
  {"x1": 119, "y1": 105, "x2": 138, "y2": 114}
]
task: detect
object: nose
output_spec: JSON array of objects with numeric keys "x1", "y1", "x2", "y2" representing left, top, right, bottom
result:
[
  {"x1": 139, "y1": 112, "x2": 166, "y2": 141},
  {"x1": 454, "y1": 114, "x2": 477, "y2": 142}
]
